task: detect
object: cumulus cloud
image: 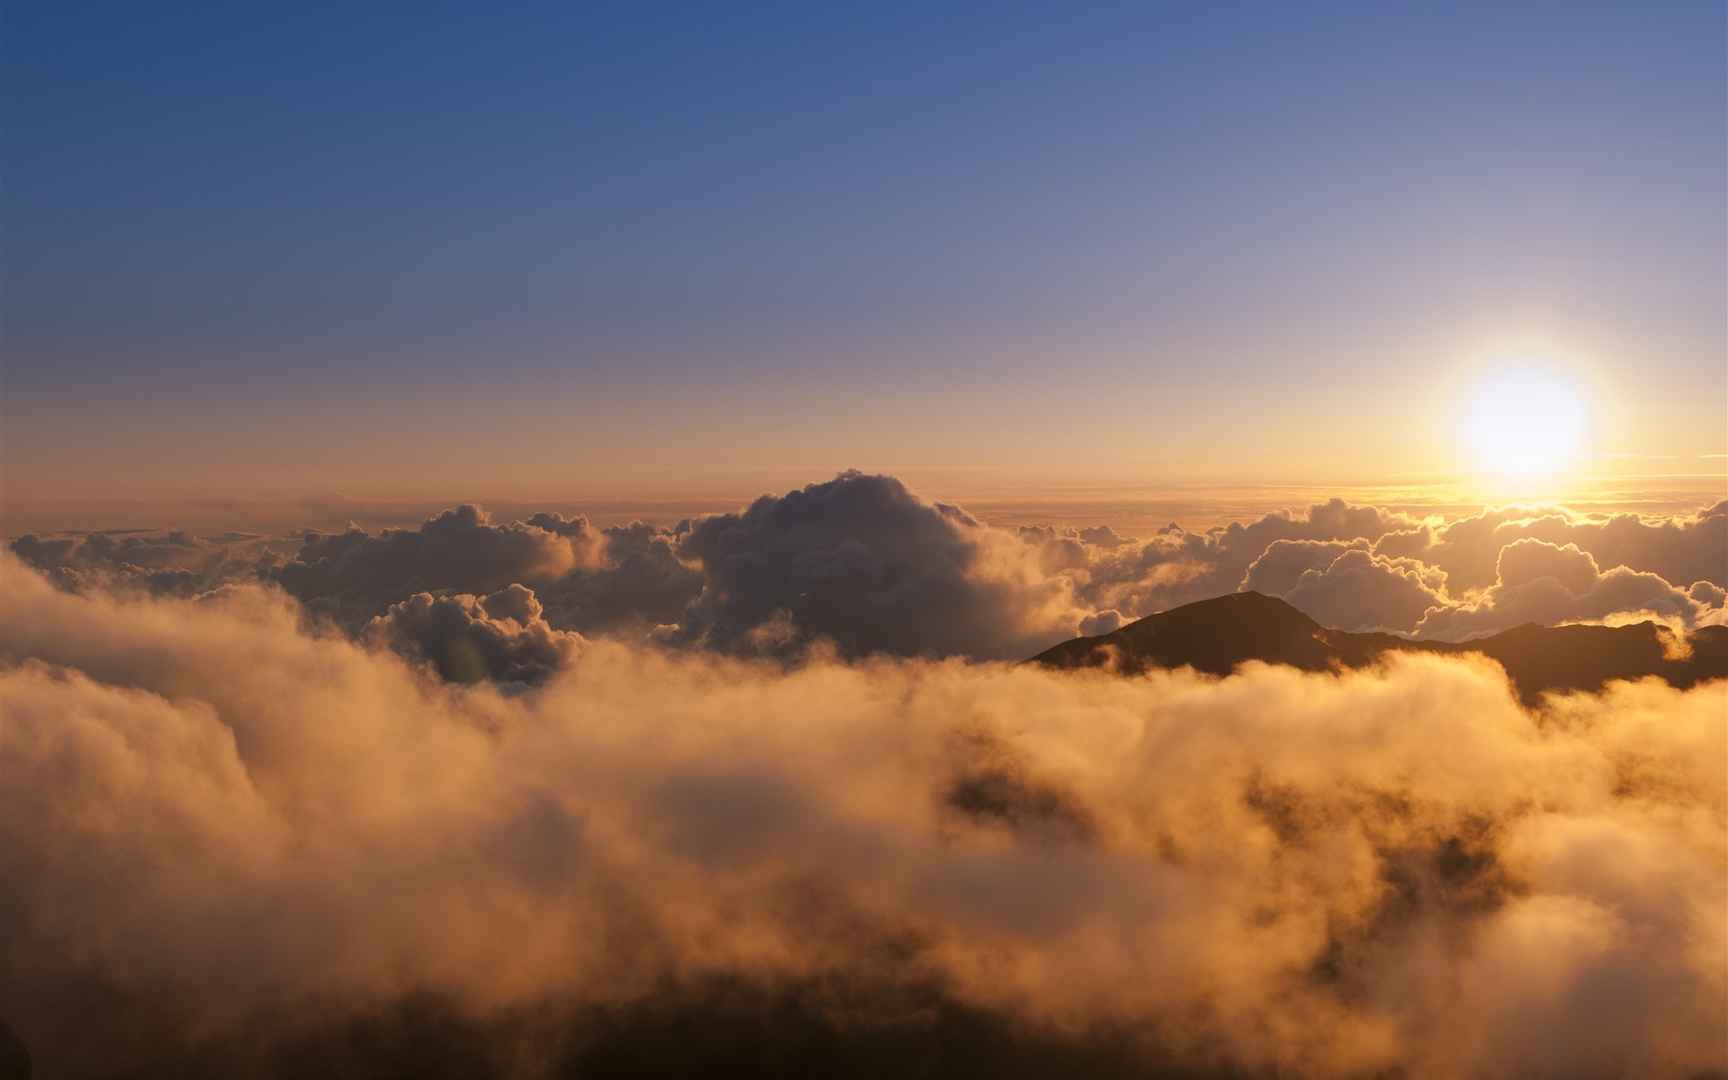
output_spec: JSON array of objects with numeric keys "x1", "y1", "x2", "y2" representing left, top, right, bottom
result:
[
  {"x1": 1226, "y1": 512, "x2": 1724, "y2": 638},
  {"x1": 1077, "y1": 609, "x2": 1125, "y2": 637},
  {"x1": 1409, "y1": 539, "x2": 1721, "y2": 640},
  {"x1": 1077, "y1": 524, "x2": 1132, "y2": 549},
  {"x1": 1236, "y1": 538, "x2": 1457, "y2": 633},
  {"x1": 1497, "y1": 536, "x2": 1600, "y2": 595},
  {"x1": 0, "y1": 553, "x2": 1723, "y2": 1077},
  {"x1": 1383, "y1": 500, "x2": 1728, "y2": 593},
  {"x1": 8, "y1": 528, "x2": 285, "y2": 596},
  {"x1": 1282, "y1": 548, "x2": 1450, "y2": 633},
  {"x1": 270, "y1": 505, "x2": 704, "y2": 638},
  {"x1": 535, "y1": 519, "x2": 705, "y2": 634},
  {"x1": 273, "y1": 504, "x2": 592, "y2": 623},
  {"x1": 1059, "y1": 498, "x2": 1422, "y2": 618},
  {"x1": 672, "y1": 471, "x2": 1087, "y2": 659},
  {"x1": 1240, "y1": 538, "x2": 1375, "y2": 597},
  {"x1": 364, "y1": 584, "x2": 585, "y2": 687}
]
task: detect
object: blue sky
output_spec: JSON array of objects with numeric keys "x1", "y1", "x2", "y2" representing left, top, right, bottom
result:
[{"x1": 6, "y1": 2, "x2": 1724, "y2": 500}]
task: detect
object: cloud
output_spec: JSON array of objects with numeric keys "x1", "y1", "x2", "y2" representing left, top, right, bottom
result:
[
  {"x1": 21, "y1": 477, "x2": 1727, "y2": 660},
  {"x1": 1063, "y1": 498, "x2": 1422, "y2": 617},
  {"x1": 1077, "y1": 524, "x2": 1133, "y2": 549},
  {"x1": 0, "y1": 553, "x2": 1723, "y2": 1077},
  {"x1": 1077, "y1": 609, "x2": 1124, "y2": 637},
  {"x1": 1689, "y1": 580, "x2": 1727, "y2": 609},
  {"x1": 535, "y1": 519, "x2": 705, "y2": 634},
  {"x1": 273, "y1": 505, "x2": 593, "y2": 623},
  {"x1": 1282, "y1": 548, "x2": 1450, "y2": 633},
  {"x1": 1241, "y1": 538, "x2": 1375, "y2": 596},
  {"x1": 7, "y1": 528, "x2": 285, "y2": 596},
  {"x1": 1228, "y1": 516, "x2": 1723, "y2": 638},
  {"x1": 364, "y1": 584, "x2": 585, "y2": 687},
  {"x1": 672, "y1": 471, "x2": 1087, "y2": 659},
  {"x1": 271, "y1": 505, "x2": 705, "y2": 638},
  {"x1": 1497, "y1": 537, "x2": 1599, "y2": 595},
  {"x1": 1413, "y1": 539, "x2": 1720, "y2": 640},
  {"x1": 1383, "y1": 501, "x2": 1728, "y2": 594},
  {"x1": 1247, "y1": 536, "x2": 1724, "y2": 639}
]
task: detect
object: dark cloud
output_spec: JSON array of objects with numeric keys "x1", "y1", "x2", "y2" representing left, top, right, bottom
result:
[
  {"x1": 365, "y1": 584, "x2": 585, "y2": 687},
  {"x1": 1078, "y1": 609, "x2": 1125, "y2": 637},
  {"x1": 942, "y1": 732, "x2": 1097, "y2": 846},
  {"x1": 7, "y1": 528, "x2": 287, "y2": 598},
  {"x1": 11, "y1": 529, "x2": 202, "y2": 571},
  {"x1": 537, "y1": 520, "x2": 705, "y2": 634},
  {"x1": 273, "y1": 505, "x2": 588, "y2": 624},
  {"x1": 672, "y1": 471, "x2": 1085, "y2": 659},
  {"x1": 270, "y1": 506, "x2": 705, "y2": 639}
]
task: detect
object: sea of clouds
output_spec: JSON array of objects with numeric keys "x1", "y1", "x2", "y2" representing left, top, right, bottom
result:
[
  {"x1": 11, "y1": 471, "x2": 1726, "y2": 673},
  {"x1": 2, "y1": 473, "x2": 1725, "y2": 1077}
]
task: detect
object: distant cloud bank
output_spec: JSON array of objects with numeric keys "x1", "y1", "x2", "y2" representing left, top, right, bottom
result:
[{"x1": 11, "y1": 471, "x2": 1724, "y2": 670}]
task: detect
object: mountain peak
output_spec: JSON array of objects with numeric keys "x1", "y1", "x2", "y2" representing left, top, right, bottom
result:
[{"x1": 1033, "y1": 593, "x2": 1726, "y2": 704}]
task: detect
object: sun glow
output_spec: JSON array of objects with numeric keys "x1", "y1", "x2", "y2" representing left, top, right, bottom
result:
[{"x1": 1460, "y1": 362, "x2": 1589, "y2": 484}]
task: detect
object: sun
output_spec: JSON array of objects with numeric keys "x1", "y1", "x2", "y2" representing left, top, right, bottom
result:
[{"x1": 1460, "y1": 363, "x2": 1589, "y2": 481}]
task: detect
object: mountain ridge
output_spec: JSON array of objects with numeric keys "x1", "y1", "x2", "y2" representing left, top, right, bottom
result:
[{"x1": 1030, "y1": 591, "x2": 1728, "y2": 704}]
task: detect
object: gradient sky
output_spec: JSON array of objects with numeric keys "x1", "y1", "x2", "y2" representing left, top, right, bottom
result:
[{"x1": 6, "y1": 2, "x2": 1725, "y2": 511}]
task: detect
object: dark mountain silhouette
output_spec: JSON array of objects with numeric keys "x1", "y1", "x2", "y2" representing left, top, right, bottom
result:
[
  {"x1": 0, "y1": 1019, "x2": 27, "y2": 1080},
  {"x1": 1030, "y1": 592, "x2": 1728, "y2": 704}
]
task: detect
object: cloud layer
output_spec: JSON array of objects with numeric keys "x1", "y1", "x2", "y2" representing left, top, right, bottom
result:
[
  {"x1": 11, "y1": 476, "x2": 1727, "y2": 666},
  {"x1": 0, "y1": 553, "x2": 1723, "y2": 1077}
]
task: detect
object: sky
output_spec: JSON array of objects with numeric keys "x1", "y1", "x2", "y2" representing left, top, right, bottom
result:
[
  {"x1": 5, "y1": 1, "x2": 1725, "y2": 517},
  {"x1": 4, "y1": 10, "x2": 1728, "y2": 1071}
]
